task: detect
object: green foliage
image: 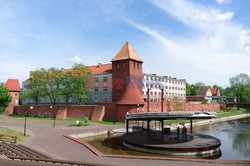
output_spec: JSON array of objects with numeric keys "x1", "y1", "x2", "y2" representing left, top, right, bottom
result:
[
  {"x1": 0, "y1": 83, "x2": 12, "y2": 112},
  {"x1": 22, "y1": 63, "x2": 92, "y2": 105},
  {"x1": 229, "y1": 73, "x2": 250, "y2": 109},
  {"x1": 186, "y1": 82, "x2": 209, "y2": 96},
  {"x1": 21, "y1": 69, "x2": 47, "y2": 105},
  {"x1": 201, "y1": 100, "x2": 208, "y2": 104}
]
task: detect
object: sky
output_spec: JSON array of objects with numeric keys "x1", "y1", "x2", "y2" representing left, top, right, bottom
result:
[{"x1": 0, "y1": 0, "x2": 250, "y2": 87}]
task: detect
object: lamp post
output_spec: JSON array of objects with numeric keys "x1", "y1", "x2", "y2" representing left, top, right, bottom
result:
[
  {"x1": 24, "y1": 106, "x2": 33, "y2": 136},
  {"x1": 50, "y1": 106, "x2": 56, "y2": 128}
]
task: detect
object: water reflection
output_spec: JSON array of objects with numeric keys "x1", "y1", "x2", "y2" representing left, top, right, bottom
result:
[{"x1": 195, "y1": 117, "x2": 250, "y2": 160}]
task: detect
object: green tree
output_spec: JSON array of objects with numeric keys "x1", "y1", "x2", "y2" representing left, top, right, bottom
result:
[
  {"x1": 60, "y1": 72, "x2": 75, "y2": 105},
  {"x1": 44, "y1": 68, "x2": 63, "y2": 106},
  {"x1": 0, "y1": 83, "x2": 12, "y2": 112},
  {"x1": 229, "y1": 73, "x2": 250, "y2": 110},
  {"x1": 70, "y1": 64, "x2": 92, "y2": 105},
  {"x1": 22, "y1": 69, "x2": 47, "y2": 105}
]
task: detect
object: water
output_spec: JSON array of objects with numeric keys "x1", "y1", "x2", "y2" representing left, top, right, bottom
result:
[
  {"x1": 83, "y1": 117, "x2": 250, "y2": 160},
  {"x1": 194, "y1": 117, "x2": 250, "y2": 160}
]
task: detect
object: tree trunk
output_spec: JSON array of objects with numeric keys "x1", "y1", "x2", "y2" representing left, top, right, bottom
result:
[{"x1": 236, "y1": 97, "x2": 240, "y2": 110}]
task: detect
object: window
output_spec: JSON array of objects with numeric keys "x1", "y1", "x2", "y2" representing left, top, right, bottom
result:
[
  {"x1": 133, "y1": 63, "x2": 136, "y2": 69},
  {"x1": 94, "y1": 87, "x2": 98, "y2": 92},
  {"x1": 151, "y1": 92, "x2": 153, "y2": 95},
  {"x1": 158, "y1": 92, "x2": 161, "y2": 95},
  {"x1": 103, "y1": 77, "x2": 108, "y2": 82},
  {"x1": 172, "y1": 87, "x2": 174, "y2": 90},
  {"x1": 103, "y1": 87, "x2": 108, "y2": 92},
  {"x1": 118, "y1": 94, "x2": 122, "y2": 98},
  {"x1": 94, "y1": 97, "x2": 98, "y2": 101},
  {"x1": 137, "y1": 63, "x2": 139, "y2": 70},
  {"x1": 169, "y1": 86, "x2": 171, "y2": 89},
  {"x1": 117, "y1": 63, "x2": 120, "y2": 68},
  {"x1": 175, "y1": 87, "x2": 177, "y2": 90},
  {"x1": 165, "y1": 86, "x2": 168, "y2": 89},
  {"x1": 123, "y1": 62, "x2": 125, "y2": 67},
  {"x1": 104, "y1": 97, "x2": 108, "y2": 102},
  {"x1": 155, "y1": 92, "x2": 157, "y2": 95},
  {"x1": 95, "y1": 77, "x2": 98, "y2": 83}
]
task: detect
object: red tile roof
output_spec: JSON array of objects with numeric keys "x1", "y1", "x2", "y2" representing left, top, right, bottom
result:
[
  {"x1": 112, "y1": 42, "x2": 143, "y2": 62},
  {"x1": 210, "y1": 88, "x2": 220, "y2": 96},
  {"x1": 117, "y1": 87, "x2": 144, "y2": 105},
  {"x1": 197, "y1": 88, "x2": 209, "y2": 96},
  {"x1": 61, "y1": 64, "x2": 112, "y2": 75},
  {"x1": 4, "y1": 79, "x2": 21, "y2": 92},
  {"x1": 89, "y1": 63, "x2": 112, "y2": 75}
]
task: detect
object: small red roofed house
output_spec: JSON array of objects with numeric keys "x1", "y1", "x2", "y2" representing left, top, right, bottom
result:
[
  {"x1": 4, "y1": 79, "x2": 21, "y2": 114},
  {"x1": 210, "y1": 88, "x2": 221, "y2": 96}
]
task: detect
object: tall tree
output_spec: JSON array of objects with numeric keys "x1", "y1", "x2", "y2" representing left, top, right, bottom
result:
[
  {"x1": 60, "y1": 72, "x2": 75, "y2": 105},
  {"x1": 70, "y1": 64, "x2": 92, "y2": 105},
  {"x1": 0, "y1": 83, "x2": 12, "y2": 112},
  {"x1": 44, "y1": 68, "x2": 63, "y2": 106},
  {"x1": 229, "y1": 73, "x2": 250, "y2": 110},
  {"x1": 22, "y1": 69, "x2": 47, "y2": 105}
]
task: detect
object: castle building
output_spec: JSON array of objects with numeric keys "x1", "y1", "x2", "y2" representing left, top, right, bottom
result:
[
  {"x1": 22, "y1": 42, "x2": 186, "y2": 105},
  {"x1": 4, "y1": 79, "x2": 21, "y2": 114}
]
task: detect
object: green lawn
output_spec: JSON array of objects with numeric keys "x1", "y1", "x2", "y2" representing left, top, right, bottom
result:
[
  {"x1": 217, "y1": 108, "x2": 250, "y2": 118},
  {"x1": 0, "y1": 126, "x2": 30, "y2": 144}
]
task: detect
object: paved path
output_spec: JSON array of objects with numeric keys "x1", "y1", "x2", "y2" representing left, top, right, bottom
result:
[{"x1": 0, "y1": 115, "x2": 248, "y2": 166}]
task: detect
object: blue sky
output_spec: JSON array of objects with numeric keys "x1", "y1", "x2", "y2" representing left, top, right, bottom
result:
[{"x1": 0, "y1": 0, "x2": 250, "y2": 87}]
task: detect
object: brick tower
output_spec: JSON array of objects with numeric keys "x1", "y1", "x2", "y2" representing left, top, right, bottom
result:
[
  {"x1": 111, "y1": 42, "x2": 144, "y2": 104},
  {"x1": 4, "y1": 79, "x2": 21, "y2": 114}
]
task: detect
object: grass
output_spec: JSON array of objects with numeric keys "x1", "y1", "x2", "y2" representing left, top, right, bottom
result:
[
  {"x1": 96, "y1": 120, "x2": 124, "y2": 125},
  {"x1": 0, "y1": 126, "x2": 30, "y2": 144},
  {"x1": 217, "y1": 108, "x2": 250, "y2": 118},
  {"x1": 8, "y1": 114, "x2": 53, "y2": 120}
]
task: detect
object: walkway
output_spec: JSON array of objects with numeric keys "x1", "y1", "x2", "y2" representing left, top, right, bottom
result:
[{"x1": 0, "y1": 115, "x2": 248, "y2": 166}]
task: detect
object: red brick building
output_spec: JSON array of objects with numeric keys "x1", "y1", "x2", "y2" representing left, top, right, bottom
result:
[{"x1": 4, "y1": 79, "x2": 21, "y2": 114}]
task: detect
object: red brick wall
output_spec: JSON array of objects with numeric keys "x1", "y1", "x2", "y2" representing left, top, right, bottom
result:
[
  {"x1": 4, "y1": 91, "x2": 20, "y2": 114},
  {"x1": 13, "y1": 105, "x2": 103, "y2": 120},
  {"x1": 66, "y1": 106, "x2": 95, "y2": 119},
  {"x1": 98, "y1": 102, "x2": 117, "y2": 121},
  {"x1": 142, "y1": 102, "x2": 226, "y2": 112}
]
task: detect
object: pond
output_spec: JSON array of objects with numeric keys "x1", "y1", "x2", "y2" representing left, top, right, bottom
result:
[{"x1": 82, "y1": 117, "x2": 250, "y2": 160}]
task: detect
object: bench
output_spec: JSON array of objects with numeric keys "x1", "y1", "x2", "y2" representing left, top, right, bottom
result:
[{"x1": 0, "y1": 134, "x2": 18, "y2": 143}]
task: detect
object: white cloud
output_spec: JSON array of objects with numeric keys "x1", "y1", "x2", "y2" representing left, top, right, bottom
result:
[
  {"x1": 216, "y1": 0, "x2": 232, "y2": 5},
  {"x1": 149, "y1": 0, "x2": 234, "y2": 29},
  {"x1": 68, "y1": 56, "x2": 82, "y2": 64},
  {"x1": 125, "y1": 0, "x2": 250, "y2": 86}
]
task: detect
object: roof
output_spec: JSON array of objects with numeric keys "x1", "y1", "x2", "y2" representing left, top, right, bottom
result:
[
  {"x1": 4, "y1": 79, "x2": 21, "y2": 92},
  {"x1": 61, "y1": 63, "x2": 112, "y2": 76},
  {"x1": 197, "y1": 88, "x2": 209, "y2": 95},
  {"x1": 112, "y1": 42, "x2": 143, "y2": 62},
  {"x1": 210, "y1": 88, "x2": 220, "y2": 96},
  {"x1": 89, "y1": 63, "x2": 112, "y2": 75},
  {"x1": 126, "y1": 112, "x2": 217, "y2": 121},
  {"x1": 117, "y1": 87, "x2": 144, "y2": 105}
]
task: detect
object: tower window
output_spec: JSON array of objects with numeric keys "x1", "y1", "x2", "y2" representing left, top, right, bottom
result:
[
  {"x1": 117, "y1": 63, "x2": 120, "y2": 68},
  {"x1": 133, "y1": 63, "x2": 135, "y2": 69},
  {"x1": 137, "y1": 63, "x2": 139, "y2": 70},
  {"x1": 123, "y1": 62, "x2": 125, "y2": 67}
]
